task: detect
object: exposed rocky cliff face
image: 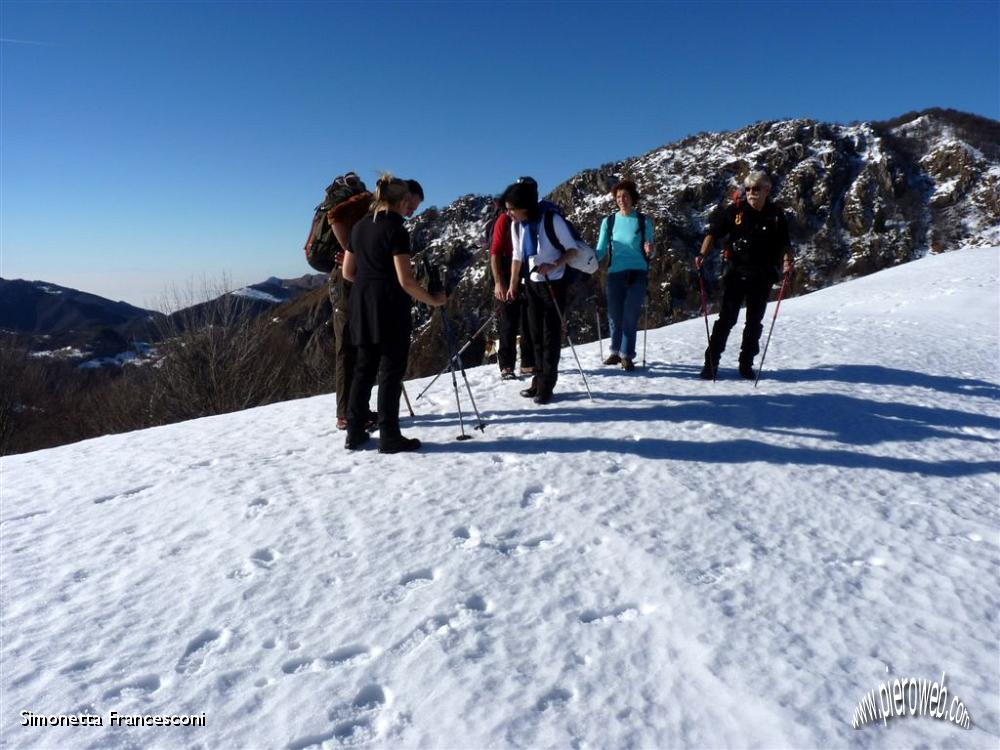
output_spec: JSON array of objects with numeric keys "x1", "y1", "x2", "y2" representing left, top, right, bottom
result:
[{"x1": 284, "y1": 108, "x2": 999, "y2": 378}]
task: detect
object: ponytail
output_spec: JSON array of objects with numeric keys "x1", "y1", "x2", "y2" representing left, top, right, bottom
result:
[{"x1": 371, "y1": 172, "x2": 410, "y2": 219}]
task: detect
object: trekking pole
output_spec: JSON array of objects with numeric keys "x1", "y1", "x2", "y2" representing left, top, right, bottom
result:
[
  {"x1": 698, "y1": 267, "x2": 716, "y2": 382},
  {"x1": 421, "y1": 258, "x2": 475, "y2": 439},
  {"x1": 642, "y1": 296, "x2": 648, "y2": 368},
  {"x1": 754, "y1": 270, "x2": 790, "y2": 389},
  {"x1": 415, "y1": 313, "x2": 496, "y2": 401},
  {"x1": 401, "y1": 384, "x2": 414, "y2": 417},
  {"x1": 445, "y1": 348, "x2": 470, "y2": 441},
  {"x1": 595, "y1": 309, "x2": 603, "y2": 363},
  {"x1": 543, "y1": 276, "x2": 594, "y2": 402},
  {"x1": 440, "y1": 310, "x2": 486, "y2": 432}
]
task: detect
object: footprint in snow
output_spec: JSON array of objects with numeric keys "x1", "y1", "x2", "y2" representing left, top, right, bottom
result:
[
  {"x1": 250, "y1": 548, "x2": 279, "y2": 569},
  {"x1": 187, "y1": 458, "x2": 219, "y2": 469},
  {"x1": 176, "y1": 628, "x2": 229, "y2": 675},
  {"x1": 287, "y1": 685, "x2": 393, "y2": 750},
  {"x1": 227, "y1": 566, "x2": 253, "y2": 581},
  {"x1": 577, "y1": 604, "x2": 645, "y2": 625},
  {"x1": 92, "y1": 485, "x2": 154, "y2": 505},
  {"x1": 245, "y1": 498, "x2": 271, "y2": 520},
  {"x1": 282, "y1": 645, "x2": 374, "y2": 676},
  {"x1": 493, "y1": 534, "x2": 559, "y2": 556},
  {"x1": 382, "y1": 568, "x2": 437, "y2": 603},
  {"x1": 60, "y1": 658, "x2": 100, "y2": 675},
  {"x1": 453, "y1": 526, "x2": 482, "y2": 548},
  {"x1": 520, "y1": 484, "x2": 559, "y2": 508},
  {"x1": 684, "y1": 561, "x2": 736, "y2": 586},
  {"x1": 399, "y1": 568, "x2": 436, "y2": 586},
  {"x1": 464, "y1": 594, "x2": 491, "y2": 613},
  {"x1": 324, "y1": 644, "x2": 373, "y2": 666},
  {"x1": 281, "y1": 656, "x2": 315, "y2": 675},
  {"x1": 102, "y1": 674, "x2": 161, "y2": 700},
  {"x1": 536, "y1": 687, "x2": 573, "y2": 711},
  {"x1": 601, "y1": 462, "x2": 624, "y2": 476}
]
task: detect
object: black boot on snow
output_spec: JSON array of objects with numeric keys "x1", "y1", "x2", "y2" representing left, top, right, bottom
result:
[
  {"x1": 699, "y1": 359, "x2": 719, "y2": 380},
  {"x1": 738, "y1": 361, "x2": 756, "y2": 380},
  {"x1": 379, "y1": 435, "x2": 421, "y2": 454},
  {"x1": 345, "y1": 431, "x2": 371, "y2": 450}
]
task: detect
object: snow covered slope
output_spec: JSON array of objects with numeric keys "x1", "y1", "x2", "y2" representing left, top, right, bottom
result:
[{"x1": 2, "y1": 247, "x2": 998, "y2": 749}]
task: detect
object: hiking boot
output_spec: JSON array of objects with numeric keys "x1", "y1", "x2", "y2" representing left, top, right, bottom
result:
[
  {"x1": 533, "y1": 390, "x2": 552, "y2": 405},
  {"x1": 738, "y1": 361, "x2": 756, "y2": 380},
  {"x1": 621, "y1": 358, "x2": 635, "y2": 372},
  {"x1": 500, "y1": 368, "x2": 517, "y2": 381},
  {"x1": 378, "y1": 435, "x2": 421, "y2": 454},
  {"x1": 520, "y1": 385, "x2": 538, "y2": 398},
  {"x1": 336, "y1": 416, "x2": 348, "y2": 431},
  {"x1": 603, "y1": 353, "x2": 621, "y2": 366},
  {"x1": 344, "y1": 432, "x2": 371, "y2": 450},
  {"x1": 699, "y1": 361, "x2": 718, "y2": 380}
]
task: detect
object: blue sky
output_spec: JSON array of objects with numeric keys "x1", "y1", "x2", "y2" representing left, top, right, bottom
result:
[{"x1": 2, "y1": 0, "x2": 997, "y2": 308}]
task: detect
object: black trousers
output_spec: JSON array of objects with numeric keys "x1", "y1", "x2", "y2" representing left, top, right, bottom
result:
[
  {"x1": 525, "y1": 276, "x2": 567, "y2": 394},
  {"x1": 706, "y1": 269, "x2": 772, "y2": 364},
  {"x1": 497, "y1": 291, "x2": 535, "y2": 372},
  {"x1": 347, "y1": 337, "x2": 410, "y2": 439}
]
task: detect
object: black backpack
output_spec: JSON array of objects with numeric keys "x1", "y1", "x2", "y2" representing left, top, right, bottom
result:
[
  {"x1": 303, "y1": 172, "x2": 367, "y2": 273},
  {"x1": 538, "y1": 200, "x2": 584, "y2": 252},
  {"x1": 537, "y1": 201, "x2": 598, "y2": 275},
  {"x1": 604, "y1": 211, "x2": 648, "y2": 268}
]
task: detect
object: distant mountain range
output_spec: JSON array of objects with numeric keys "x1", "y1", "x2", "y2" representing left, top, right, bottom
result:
[
  {"x1": 0, "y1": 275, "x2": 326, "y2": 364},
  {"x1": 6, "y1": 108, "x2": 997, "y2": 378}
]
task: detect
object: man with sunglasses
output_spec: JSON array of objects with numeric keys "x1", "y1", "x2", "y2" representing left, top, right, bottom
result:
[
  {"x1": 327, "y1": 174, "x2": 375, "y2": 430},
  {"x1": 695, "y1": 170, "x2": 794, "y2": 380}
]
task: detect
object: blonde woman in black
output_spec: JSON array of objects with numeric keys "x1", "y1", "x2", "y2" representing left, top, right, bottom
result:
[{"x1": 342, "y1": 174, "x2": 446, "y2": 453}]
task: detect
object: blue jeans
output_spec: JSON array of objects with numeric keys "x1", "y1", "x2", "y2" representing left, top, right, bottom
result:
[{"x1": 606, "y1": 270, "x2": 647, "y2": 360}]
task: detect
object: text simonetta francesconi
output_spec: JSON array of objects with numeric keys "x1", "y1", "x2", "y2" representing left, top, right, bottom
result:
[{"x1": 21, "y1": 710, "x2": 206, "y2": 727}]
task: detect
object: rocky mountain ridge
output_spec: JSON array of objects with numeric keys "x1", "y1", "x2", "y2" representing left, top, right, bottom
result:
[{"x1": 282, "y1": 108, "x2": 998, "y2": 378}]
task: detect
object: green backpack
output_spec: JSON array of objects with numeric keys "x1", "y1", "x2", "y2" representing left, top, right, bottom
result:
[{"x1": 303, "y1": 172, "x2": 367, "y2": 273}]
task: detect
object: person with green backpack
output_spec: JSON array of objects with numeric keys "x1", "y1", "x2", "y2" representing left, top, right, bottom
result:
[
  {"x1": 594, "y1": 179, "x2": 654, "y2": 372},
  {"x1": 325, "y1": 175, "x2": 375, "y2": 431}
]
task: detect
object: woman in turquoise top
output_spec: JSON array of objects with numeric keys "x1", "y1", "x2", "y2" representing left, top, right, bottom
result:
[{"x1": 594, "y1": 179, "x2": 655, "y2": 370}]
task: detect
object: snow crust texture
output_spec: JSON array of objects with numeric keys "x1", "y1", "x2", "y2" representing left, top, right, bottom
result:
[{"x1": 2, "y1": 248, "x2": 998, "y2": 749}]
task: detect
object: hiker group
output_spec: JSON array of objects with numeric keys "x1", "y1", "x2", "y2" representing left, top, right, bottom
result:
[{"x1": 304, "y1": 169, "x2": 793, "y2": 454}]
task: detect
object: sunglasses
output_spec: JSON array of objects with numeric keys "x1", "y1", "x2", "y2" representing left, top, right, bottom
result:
[{"x1": 335, "y1": 172, "x2": 362, "y2": 189}]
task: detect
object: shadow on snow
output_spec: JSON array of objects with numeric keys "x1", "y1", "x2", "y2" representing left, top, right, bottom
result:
[{"x1": 412, "y1": 364, "x2": 1000, "y2": 477}]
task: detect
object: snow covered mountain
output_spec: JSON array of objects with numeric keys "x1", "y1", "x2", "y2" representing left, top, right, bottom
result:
[
  {"x1": 3, "y1": 246, "x2": 997, "y2": 749},
  {"x1": 285, "y1": 109, "x2": 1000, "y2": 379},
  {"x1": 173, "y1": 274, "x2": 327, "y2": 330},
  {"x1": 0, "y1": 275, "x2": 325, "y2": 366},
  {"x1": 0, "y1": 278, "x2": 162, "y2": 360}
]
